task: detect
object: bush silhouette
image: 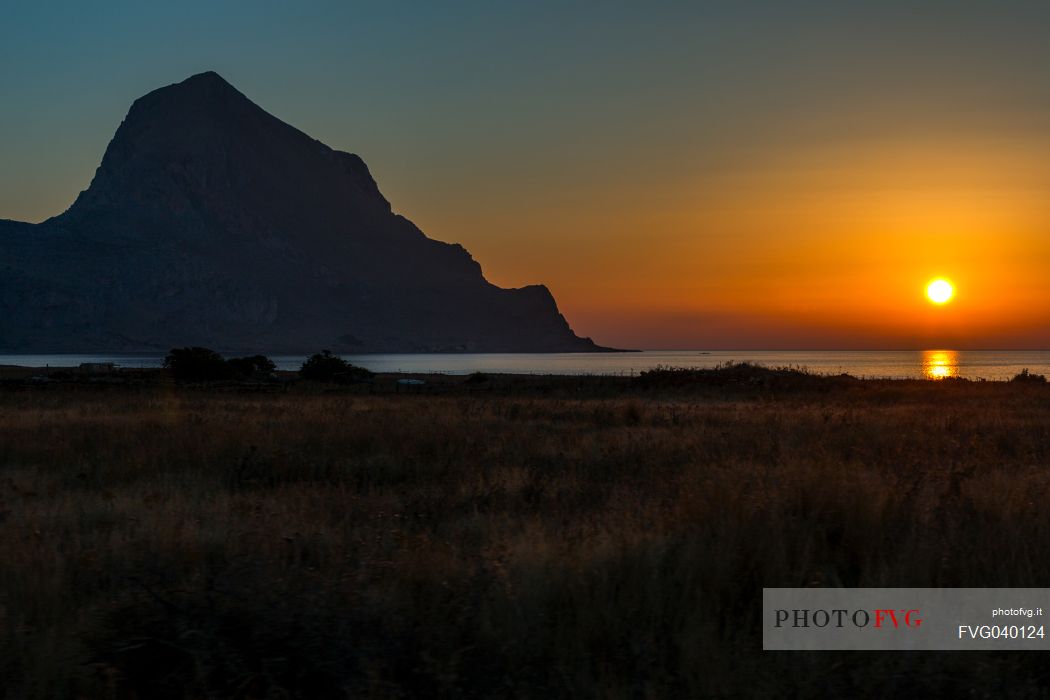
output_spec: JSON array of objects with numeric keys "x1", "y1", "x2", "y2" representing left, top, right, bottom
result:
[
  {"x1": 227, "y1": 355, "x2": 277, "y2": 380},
  {"x1": 299, "y1": 351, "x2": 373, "y2": 383},
  {"x1": 1011, "y1": 368, "x2": 1047, "y2": 384},
  {"x1": 164, "y1": 347, "x2": 233, "y2": 382}
]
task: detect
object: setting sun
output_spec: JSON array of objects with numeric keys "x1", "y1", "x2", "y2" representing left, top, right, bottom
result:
[{"x1": 926, "y1": 279, "x2": 954, "y2": 305}]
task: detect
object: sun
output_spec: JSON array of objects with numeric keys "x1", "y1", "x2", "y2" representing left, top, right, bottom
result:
[{"x1": 926, "y1": 278, "x2": 954, "y2": 305}]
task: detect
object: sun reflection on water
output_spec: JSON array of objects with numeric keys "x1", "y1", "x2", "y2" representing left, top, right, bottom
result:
[{"x1": 922, "y1": 350, "x2": 959, "y2": 379}]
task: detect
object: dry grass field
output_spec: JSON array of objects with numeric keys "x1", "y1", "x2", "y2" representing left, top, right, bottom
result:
[{"x1": 2, "y1": 367, "x2": 1050, "y2": 698}]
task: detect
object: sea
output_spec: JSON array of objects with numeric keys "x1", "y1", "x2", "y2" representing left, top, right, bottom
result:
[{"x1": 2, "y1": 350, "x2": 1050, "y2": 381}]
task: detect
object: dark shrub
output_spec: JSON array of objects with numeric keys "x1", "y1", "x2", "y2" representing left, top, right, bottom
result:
[
  {"x1": 465, "y1": 371, "x2": 490, "y2": 384},
  {"x1": 1011, "y1": 368, "x2": 1047, "y2": 383},
  {"x1": 227, "y1": 355, "x2": 277, "y2": 380},
  {"x1": 635, "y1": 362, "x2": 825, "y2": 390},
  {"x1": 299, "y1": 350, "x2": 373, "y2": 383},
  {"x1": 163, "y1": 347, "x2": 232, "y2": 382}
]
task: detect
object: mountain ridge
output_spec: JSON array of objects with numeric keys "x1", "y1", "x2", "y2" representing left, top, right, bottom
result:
[{"x1": 0, "y1": 72, "x2": 617, "y2": 353}]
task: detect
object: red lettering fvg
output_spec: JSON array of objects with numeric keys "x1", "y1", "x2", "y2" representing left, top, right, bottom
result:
[{"x1": 874, "y1": 609, "x2": 923, "y2": 628}]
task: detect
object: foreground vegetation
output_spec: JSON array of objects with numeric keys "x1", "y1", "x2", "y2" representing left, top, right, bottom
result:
[{"x1": 2, "y1": 368, "x2": 1050, "y2": 698}]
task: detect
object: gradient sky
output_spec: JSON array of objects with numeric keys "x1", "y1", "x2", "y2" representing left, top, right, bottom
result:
[{"x1": 3, "y1": 1, "x2": 1050, "y2": 349}]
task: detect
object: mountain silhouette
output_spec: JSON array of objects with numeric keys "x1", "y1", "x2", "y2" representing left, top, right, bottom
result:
[{"x1": 0, "y1": 71, "x2": 613, "y2": 353}]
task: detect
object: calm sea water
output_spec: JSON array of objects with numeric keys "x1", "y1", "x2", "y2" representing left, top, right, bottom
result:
[{"x1": 2, "y1": 350, "x2": 1050, "y2": 381}]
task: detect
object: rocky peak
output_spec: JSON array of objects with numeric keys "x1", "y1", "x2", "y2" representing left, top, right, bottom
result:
[{"x1": 58, "y1": 71, "x2": 390, "y2": 238}]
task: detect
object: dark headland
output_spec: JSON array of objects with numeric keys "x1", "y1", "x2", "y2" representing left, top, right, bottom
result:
[{"x1": 0, "y1": 71, "x2": 621, "y2": 353}]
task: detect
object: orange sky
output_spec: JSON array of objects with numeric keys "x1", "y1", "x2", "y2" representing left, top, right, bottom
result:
[
  {"x1": 396, "y1": 132, "x2": 1050, "y2": 349},
  {"x1": 5, "y1": 4, "x2": 1050, "y2": 349}
]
